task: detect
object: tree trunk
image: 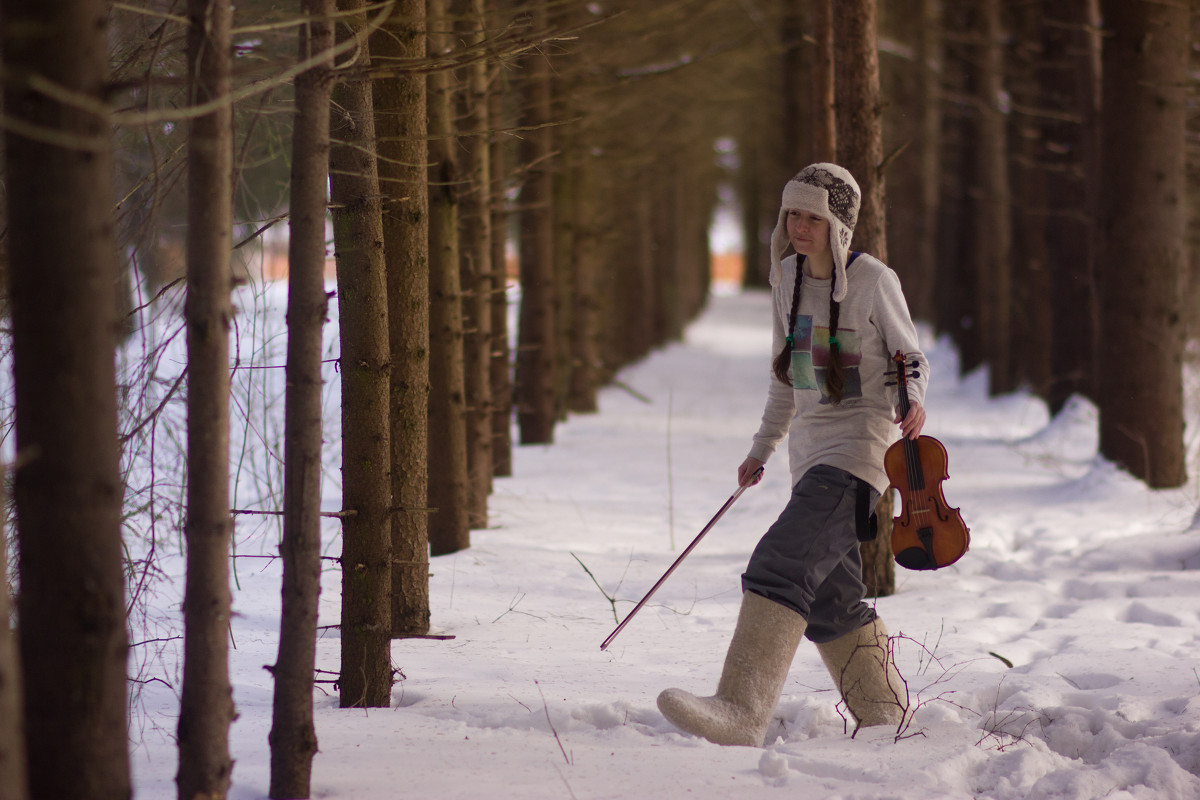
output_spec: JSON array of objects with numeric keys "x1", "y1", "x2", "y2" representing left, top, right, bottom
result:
[
  {"x1": 486, "y1": 0, "x2": 514, "y2": 477},
  {"x1": 515, "y1": 0, "x2": 559, "y2": 445},
  {"x1": 0, "y1": 485, "x2": 29, "y2": 800},
  {"x1": 1097, "y1": 0, "x2": 1188, "y2": 488},
  {"x1": 372, "y1": 0, "x2": 432, "y2": 635},
  {"x1": 271, "y1": 0, "x2": 334, "y2": 789},
  {"x1": 834, "y1": 0, "x2": 887, "y2": 263},
  {"x1": 1008, "y1": 1, "x2": 1052, "y2": 399},
  {"x1": 1046, "y1": 0, "x2": 1101, "y2": 414},
  {"x1": 329, "y1": 0, "x2": 392, "y2": 712},
  {"x1": 913, "y1": 0, "x2": 942, "y2": 324},
  {"x1": 834, "y1": 0, "x2": 894, "y2": 599},
  {"x1": 2, "y1": 0, "x2": 132, "y2": 795},
  {"x1": 812, "y1": 0, "x2": 837, "y2": 163},
  {"x1": 738, "y1": 135, "x2": 768, "y2": 288},
  {"x1": 976, "y1": 0, "x2": 1014, "y2": 395},
  {"x1": 453, "y1": 0, "x2": 494, "y2": 529},
  {"x1": 779, "y1": 3, "x2": 808, "y2": 168},
  {"x1": 878, "y1": 0, "x2": 929, "y2": 323},
  {"x1": 178, "y1": 0, "x2": 236, "y2": 796},
  {"x1": 566, "y1": 150, "x2": 602, "y2": 414},
  {"x1": 426, "y1": 0, "x2": 472, "y2": 556}
]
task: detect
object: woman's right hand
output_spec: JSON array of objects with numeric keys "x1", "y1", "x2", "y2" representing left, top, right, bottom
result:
[{"x1": 738, "y1": 457, "x2": 765, "y2": 487}]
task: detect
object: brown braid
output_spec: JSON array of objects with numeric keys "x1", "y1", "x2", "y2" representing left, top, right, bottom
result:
[
  {"x1": 825, "y1": 288, "x2": 844, "y2": 405},
  {"x1": 772, "y1": 254, "x2": 852, "y2": 405},
  {"x1": 772, "y1": 257, "x2": 805, "y2": 385}
]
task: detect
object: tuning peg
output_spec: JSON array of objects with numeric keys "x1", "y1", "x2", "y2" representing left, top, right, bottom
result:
[{"x1": 910, "y1": 371, "x2": 920, "y2": 380}]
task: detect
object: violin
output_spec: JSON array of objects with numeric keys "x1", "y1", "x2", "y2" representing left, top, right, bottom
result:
[{"x1": 884, "y1": 351, "x2": 970, "y2": 570}]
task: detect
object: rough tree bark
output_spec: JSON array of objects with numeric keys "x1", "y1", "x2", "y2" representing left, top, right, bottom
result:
[
  {"x1": 834, "y1": 0, "x2": 895, "y2": 599},
  {"x1": 566, "y1": 149, "x2": 602, "y2": 414},
  {"x1": 270, "y1": 0, "x2": 334, "y2": 792},
  {"x1": 0, "y1": 484, "x2": 28, "y2": 800},
  {"x1": 514, "y1": 0, "x2": 559, "y2": 445},
  {"x1": 1, "y1": 0, "x2": 132, "y2": 796},
  {"x1": 913, "y1": 0, "x2": 941, "y2": 323},
  {"x1": 1007, "y1": 1, "x2": 1052, "y2": 399},
  {"x1": 975, "y1": 0, "x2": 1013, "y2": 395},
  {"x1": 329, "y1": 0, "x2": 393, "y2": 712},
  {"x1": 426, "y1": 0, "x2": 472, "y2": 556},
  {"x1": 487, "y1": 0, "x2": 514, "y2": 477},
  {"x1": 834, "y1": 0, "x2": 887, "y2": 261},
  {"x1": 177, "y1": 0, "x2": 236, "y2": 796},
  {"x1": 1097, "y1": 0, "x2": 1188, "y2": 488},
  {"x1": 372, "y1": 0, "x2": 432, "y2": 635},
  {"x1": 812, "y1": 0, "x2": 836, "y2": 163},
  {"x1": 1046, "y1": 0, "x2": 1101, "y2": 414},
  {"x1": 454, "y1": 0, "x2": 495, "y2": 527}
]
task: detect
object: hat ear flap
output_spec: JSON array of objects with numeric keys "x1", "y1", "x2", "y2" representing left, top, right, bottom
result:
[
  {"x1": 830, "y1": 222, "x2": 850, "y2": 303},
  {"x1": 768, "y1": 208, "x2": 789, "y2": 286}
]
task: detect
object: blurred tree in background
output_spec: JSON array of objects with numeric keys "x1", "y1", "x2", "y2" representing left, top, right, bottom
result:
[{"x1": 0, "y1": 0, "x2": 1196, "y2": 794}]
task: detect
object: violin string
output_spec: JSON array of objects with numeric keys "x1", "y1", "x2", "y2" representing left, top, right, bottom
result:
[{"x1": 897, "y1": 357, "x2": 928, "y2": 522}]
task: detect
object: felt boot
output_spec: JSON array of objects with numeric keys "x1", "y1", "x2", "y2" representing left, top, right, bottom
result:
[
  {"x1": 657, "y1": 591, "x2": 806, "y2": 746},
  {"x1": 816, "y1": 617, "x2": 906, "y2": 729}
]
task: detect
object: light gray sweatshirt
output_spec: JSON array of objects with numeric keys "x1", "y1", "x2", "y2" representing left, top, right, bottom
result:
[{"x1": 747, "y1": 252, "x2": 929, "y2": 495}]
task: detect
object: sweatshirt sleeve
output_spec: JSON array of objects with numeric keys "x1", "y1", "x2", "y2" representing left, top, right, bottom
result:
[
  {"x1": 747, "y1": 276, "x2": 796, "y2": 463},
  {"x1": 872, "y1": 268, "x2": 929, "y2": 409}
]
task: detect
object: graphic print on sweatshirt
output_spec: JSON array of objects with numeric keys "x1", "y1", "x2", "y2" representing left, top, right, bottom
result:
[{"x1": 789, "y1": 315, "x2": 863, "y2": 402}]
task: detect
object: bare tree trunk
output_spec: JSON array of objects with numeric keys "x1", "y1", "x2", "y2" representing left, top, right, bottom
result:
[
  {"x1": 779, "y1": 4, "x2": 807, "y2": 168},
  {"x1": 835, "y1": 0, "x2": 887, "y2": 262},
  {"x1": 913, "y1": 0, "x2": 942, "y2": 323},
  {"x1": 453, "y1": 0, "x2": 495, "y2": 529},
  {"x1": 329, "y1": 0, "x2": 392, "y2": 713},
  {"x1": 486, "y1": 0, "x2": 514, "y2": 477},
  {"x1": 2, "y1": 0, "x2": 131, "y2": 796},
  {"x1": 834, "y1": 0, "x2": 894, "y2": 599},
  {"x1": 936, "y1": 0, "x2": 983, "y2": 370},
  {"x1": 1097, "y1": 0, "x2": 1188, "y2": 488},
  {"x1": 878, "y1": 0, "x2": 929, "y2": 323},
  {"x1": 976, "y1": 0, "x2": 1014, "y2": 395},
  {"x1": 0, "y1": 482, "x2": 28, "y2": 800},
  {"x1": 566, "y1": 151, "x2": 602, "y2": 414},
  {"x1": 515, "y1": 0, "x2": 559, "y2": 445},
  {"x1": 812, "y1": 0, "x2": 837, "y2": 162},
  {"x1": 372, "y1": 0, "x2": 432, "y2": 635},
  {"x1": 270, "y1": 0, "x2": 334, "y2": 789},
  {"x1": 426, "y1": 0, "x2": 472, "y2": 556},
  {"x1": 1009, "y1": 1, "x2": 1052, "y2": 399},
  {"x1": 1046, "y1": 0, "x2": 1101, "y2": 414},
  {"x1": 178, "y1": 0, "x2": 235, "y2": 796},
  {"x1": 739, "y1": 135, "x2": 768, "y2": 287}
]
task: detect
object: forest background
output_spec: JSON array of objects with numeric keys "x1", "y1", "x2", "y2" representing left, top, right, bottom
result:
[{"x1": 0, "y1": 0, "x2": 1198, "y2": 799}]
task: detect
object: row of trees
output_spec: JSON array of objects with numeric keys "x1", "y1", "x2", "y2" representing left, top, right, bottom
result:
[
  {"x1": 1, "y1": 1, "x2": 744, "y2": 798},
  {"x1": 749, "y1": 0, "x2": 1197, "y2": 587},
  {"x1": 1, "y1": 0, "x2": 1195, "y2": 798}
]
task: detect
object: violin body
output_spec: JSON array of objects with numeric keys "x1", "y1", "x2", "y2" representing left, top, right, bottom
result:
[
  {"x1": 884, "y1": 351, "x2": 970, "y2": 570},
  {"x1": 884, "y1": 435, "x2": 970, "y2": 570}
]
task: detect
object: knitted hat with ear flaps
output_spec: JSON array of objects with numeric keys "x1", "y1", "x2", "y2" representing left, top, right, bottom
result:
[{"x1": 768, "y1": 163, "x2": 861, "y2": 302}]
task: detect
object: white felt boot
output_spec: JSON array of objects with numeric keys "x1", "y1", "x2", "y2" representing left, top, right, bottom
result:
[
  {"x1": 816, "y1": 617, "x2": 906, "y2": 729},
  {"x1": 657, "y1": 592, "x2": 806, "y2": 746}
]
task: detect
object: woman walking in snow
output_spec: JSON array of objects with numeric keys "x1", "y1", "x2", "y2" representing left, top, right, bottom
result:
[{"x1": 658, "y1": 163, "x2": 928, "y2": 746}]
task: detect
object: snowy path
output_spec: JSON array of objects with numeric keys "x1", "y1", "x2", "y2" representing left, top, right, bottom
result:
[{"x1": 131, "y1": 289, "x2": 1200, "y2": 799}]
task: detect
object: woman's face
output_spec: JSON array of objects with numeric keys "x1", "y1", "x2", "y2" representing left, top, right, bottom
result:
[{"x1": 786, "y1": 209, "x2": 830, "y2": 257}]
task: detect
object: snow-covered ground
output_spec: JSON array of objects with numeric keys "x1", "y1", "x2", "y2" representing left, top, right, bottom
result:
[{"x1": 129, "y1": 287, "x2": 1200, "y2": 799}]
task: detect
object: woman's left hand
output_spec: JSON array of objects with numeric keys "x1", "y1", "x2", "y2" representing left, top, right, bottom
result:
[{"x1": 896, "y1": 400, "x2": 926, "y2": 440}]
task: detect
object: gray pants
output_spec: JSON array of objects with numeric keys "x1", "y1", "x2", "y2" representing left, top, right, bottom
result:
[{"x1": 741, "y1": 464, "x2": 879, "y2": 644}]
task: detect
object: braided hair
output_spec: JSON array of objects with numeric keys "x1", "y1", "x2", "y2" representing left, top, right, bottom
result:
[{"x1": 771, "y1": 257, "x2": 849, "y2": 405}]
